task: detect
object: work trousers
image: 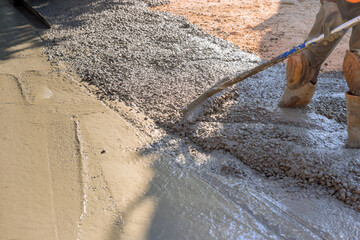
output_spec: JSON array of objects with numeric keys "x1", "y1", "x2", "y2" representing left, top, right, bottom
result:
[{"x1": 304, "y1": 0, "x2": 360, "y2": 68}]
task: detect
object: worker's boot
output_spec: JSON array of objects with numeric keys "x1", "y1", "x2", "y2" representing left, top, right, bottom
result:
[
  {"x1": 344, "y1": 50, "x2": 360, "y2": 148},
  {"x1": 278, "y1": 52, "x2": 321, "y2": 108}
]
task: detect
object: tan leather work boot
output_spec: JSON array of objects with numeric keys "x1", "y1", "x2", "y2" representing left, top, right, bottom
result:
[
  {"x1": 344, "y1": 50, "x2": 360, "y2": 148},
  {"x1": 278, "y1": 52, "x2": 321, "y2": 108}
]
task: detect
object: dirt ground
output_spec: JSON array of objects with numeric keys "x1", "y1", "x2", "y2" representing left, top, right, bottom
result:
[{"x1": 152, "y1": 0, "x2": 351, "y2": 71}]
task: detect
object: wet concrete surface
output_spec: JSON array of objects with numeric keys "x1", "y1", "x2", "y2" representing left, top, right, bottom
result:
[
  {"x1": 138, "y1": 134, "x2": 360, "y2": 239},
  {"x1": 2, "y1": 0, "x2": 360, "y2": 239},
  {"x1": 188, "y1": 71, "x2": 360, "y2": 210},
  {"x1": 26, "y1": 0, "x2": 360, "y2": 211}
]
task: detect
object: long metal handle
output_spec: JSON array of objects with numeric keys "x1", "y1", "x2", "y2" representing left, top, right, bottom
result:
[{"x1": 183, "y1": 16, "x2": 360, "y2": 115}]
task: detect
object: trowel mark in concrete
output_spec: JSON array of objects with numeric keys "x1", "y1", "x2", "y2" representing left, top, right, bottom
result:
[
  {"x1": 18, "y1": 71, "x2": 54, "y2": 104},
  {"x1": 74, "y1": 119, "x2": 90, "y2": 239},
  {"x1": 72, "y1": 115, "x2": 123, "y2": 239},
  {"x1": 0, "y1": 74, "x2": 26, "y2": 104}
]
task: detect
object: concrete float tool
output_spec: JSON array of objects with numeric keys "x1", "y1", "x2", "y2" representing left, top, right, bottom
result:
[
  {"x1": 10, "y1": 0, "x2": 51, "y2": 28},
  {"x1": 183, "y1": 16, "x2": 360, "y2": 122}
]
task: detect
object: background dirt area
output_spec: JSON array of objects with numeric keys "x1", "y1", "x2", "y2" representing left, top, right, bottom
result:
[{"x1": 153, "y1": 0, "x2": 351, "y2": 71}]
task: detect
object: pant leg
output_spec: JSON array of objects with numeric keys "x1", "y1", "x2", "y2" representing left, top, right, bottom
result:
[
  {"x1": 303, "y1": 5, "x2": 346, "y2": 69},
  {"x1": 293, "y1": 0, "x2": 360, "y2": 69},
  {"x1": 350, "y1": 24, "x2": 360, "y2": 57},
  {"x1": 336, "y1": 0, "x2": 360, "y2": 56}
]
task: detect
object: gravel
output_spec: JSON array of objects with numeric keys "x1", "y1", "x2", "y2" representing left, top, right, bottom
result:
[
  {"x1": 140, "y1": 0, "x2": 170, "y2": 7},
  {"x1": 28, "y1": 0, "x2": 360, "y2": 210}
]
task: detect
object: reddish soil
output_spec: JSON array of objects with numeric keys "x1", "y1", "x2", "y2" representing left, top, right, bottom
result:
[{"x1": 152, "y1": 0, "x2": 351, "y2": 71}]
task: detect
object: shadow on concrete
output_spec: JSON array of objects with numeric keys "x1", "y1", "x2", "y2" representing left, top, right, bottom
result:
[
  {"x1": 0, "y1": 1, "x2": 48, "y2": 61},
  {"x1": 103, "y1": 135, "x2": 282, "y2": 240}
]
